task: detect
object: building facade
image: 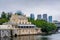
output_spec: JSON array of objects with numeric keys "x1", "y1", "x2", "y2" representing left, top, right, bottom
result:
[
  {"x1": 10, "y1": 14, "x2": 31, "y2": 24},
  {"x1": 49, "y1": 16, "x2": 52, "y2": 22},
  {"x1": 10, "y1": 14, "x2": 42, "y2": 36},
  {"x1": 0, "y1": 25, "x2": 14, "y2": 37},
  {"x1": 43, "y1": 14, "x2": 47, "y2": 21},
  {"x1": 30, "y1": 13, "x2": 35, "y2": 19},
  {"x1": 13, "y1": 28, "x2": 42, "y2": 36},
  {"x1": 37, "y1": 14, "x2": 41, "y2": 20}
]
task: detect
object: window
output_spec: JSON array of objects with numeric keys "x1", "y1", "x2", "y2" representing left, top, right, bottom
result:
[
  {"x1": 29, "y1": 26, "x2": 31, "y2": 28},
  {"x1": 26, "y1": 26, "x2": 28, "y2": 28},
  {"x1": 32, "y1": 26, "x2": 34, "y2": 28},
  {"x1": 24, "y1": 26, "x2": 26, "y2": 28},
  {"x1": 22, "y1": 22, "x2": 24, "y2": 24},
  {"x1": 21, "y1": 26, "x2": 24, "y2": 28}
]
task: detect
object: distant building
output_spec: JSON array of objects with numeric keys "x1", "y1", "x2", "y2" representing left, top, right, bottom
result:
[
  {"x1": 43, "y1": 14, "x2": 47, "y2": 21},
  {"x1": 37, "y1": 14, "x2": 41, "y2": 20},
  {"x1": 53, "y1": 20, "x2": 60, "y2": 28},
  {"x1": 30, "y1": 13, "x2": 35, "y2": 20},
  {"x1": 53, "y1": 20, "x2": 59, "y2": 23},
  {"x1": 49, "y1": 16, "x2": 52, "y2": 22}
]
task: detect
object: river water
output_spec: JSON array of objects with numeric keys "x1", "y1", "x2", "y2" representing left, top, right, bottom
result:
[{"x1": 0, "y1": 33, "x2": 60, "y2": 40}]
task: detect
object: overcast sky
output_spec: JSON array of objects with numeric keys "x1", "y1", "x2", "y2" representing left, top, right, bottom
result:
[{"x1": 0, "y1": 0, "x2": 60, "y2": 21}]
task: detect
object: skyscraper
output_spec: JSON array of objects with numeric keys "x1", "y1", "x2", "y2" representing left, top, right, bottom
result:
[
  {"x1": 49, "y1": 16, "x2": 52, "y2": 22},
  {"x1": 30, "y1": 13, "x2": 35, "y2": 20},
  {"x1": 43, "y1": 14, "x2": 47, "y2": 21},
  {"x1": 37, "y1": 14, "x2": 41, "y2": 20}
]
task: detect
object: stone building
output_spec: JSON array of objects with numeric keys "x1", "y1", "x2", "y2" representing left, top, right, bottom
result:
[
  {"x1": 2, "y1": 14, "x2": 42, "y2": 37},
  {"x1": 0, "y1": 25, "x2": 14, "y2": 37},
  {"x1": 9, "y1": 14, "x2": 42, "y2": 36},
  {"x1": 10, "y1": 14, "x2": 31, "y2": 24}
]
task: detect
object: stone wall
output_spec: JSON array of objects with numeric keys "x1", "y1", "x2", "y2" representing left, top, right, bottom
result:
[
  {"x1": 0, "y1": 28, "x2": 42, "y2": 37},
  {"x1": 0, "y1": 30, "x2": 11, "y2": 37},
  {"x1": 13, "y1": 28, "x2": 42, "y2": 36}
]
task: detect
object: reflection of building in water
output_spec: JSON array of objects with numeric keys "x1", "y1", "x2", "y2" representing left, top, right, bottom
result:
[
  {"x1": 1, "y1": 37, "x2": 11, "y2": 40},
  {"x1": 0, "y1": 35, "x2": 50, "y2": 40},
  {"x1": 13, "y1": 36, "x2": 37, "y2": 40}
]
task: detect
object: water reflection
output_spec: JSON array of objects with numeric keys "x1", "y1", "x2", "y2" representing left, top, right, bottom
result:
[
  {"x1": 12, "y1": 36, "x2": 37, "y2": 40},
  {"x1": 40, "y1": 37, "x2": 50, "y2": 40},
  {"x1": 0, "y1": 37, "x2": 11, "y2": 40},
  {"x1": 0, "y1": 34, "x2": 60, "y2": 40},
  {"x1": 0, "y1": 35, "x2": 51, "y2": 40}
]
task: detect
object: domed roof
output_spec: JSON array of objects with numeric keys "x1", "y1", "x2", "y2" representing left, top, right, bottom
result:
[{"x1": 15, "y1": 10, "x2": 23, "y2": 15}]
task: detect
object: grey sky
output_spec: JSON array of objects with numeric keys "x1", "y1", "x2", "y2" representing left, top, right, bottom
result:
[{"x1": 0, "y1": 0, "x2": 60, "y2": 21}]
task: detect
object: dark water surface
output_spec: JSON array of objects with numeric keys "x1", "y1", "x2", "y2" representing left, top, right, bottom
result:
[{"x1": 1, "y1": 33, "x2": 60, "y2": 40}]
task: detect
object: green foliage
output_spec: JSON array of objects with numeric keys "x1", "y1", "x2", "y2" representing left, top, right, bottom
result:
[
  {"x1": 0, "y1": 18, "x2": 8, "y2": 25},
  {"x1": 28, "y1": 18, "x2": 57, "y2": 33},
  {"x1": 7, "y1": 13, "x2": 12, "y2": 20},
  {"x1": 1, "y1": 11, "x2": 6, "y2": 18},
  {"x1": 0, "y1": 11, "x2": 10, "y2": 24}
]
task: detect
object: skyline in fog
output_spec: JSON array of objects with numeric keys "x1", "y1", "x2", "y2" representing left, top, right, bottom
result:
[{"x1": 0, "y1": 0, "x2": 60, "y2": 21}]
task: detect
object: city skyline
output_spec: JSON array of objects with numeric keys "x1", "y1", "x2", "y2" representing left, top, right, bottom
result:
[{"x1": 0, "y1": 0, "x2": 60, "y2": 21}]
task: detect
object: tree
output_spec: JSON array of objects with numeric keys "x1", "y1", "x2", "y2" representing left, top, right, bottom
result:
[
  {"x1": 1, "y1": 11, "x2": 6, "y2": 18},
  {"x1": 7, "y1": 12, "x2": 12, "y2": 20},
  {"x1": 28, "y1": 18, "x2": 57, "y2": 33},
  {"x1": 0, "y1": 11, "x2": 9, "y2": 24},
  {"x1": 0, "y1": 18, "x2": 8, "y2": 25}
]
